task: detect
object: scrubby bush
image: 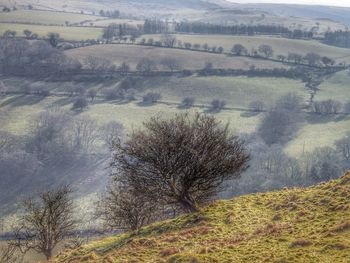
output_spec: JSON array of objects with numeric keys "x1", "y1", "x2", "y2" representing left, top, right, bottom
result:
[
  {"x1": 181, "y1": 97, "x2": 195, "y2": 108},
  {"x1": 211, "y1": 99, "x2": 226, "y2": 111},
  {"x1": 72, "y1": 96, "x2": 88, "y2": 110},
  {"x1": 111, "y1": 113, "x2": 249, "y2": 212},
  {"x1": 103, "y1": 88, "x2": 124, "y2": 101},
  {"x1": 231, "y1": 44, "x2": 247, "y2": 56},
  {"x1": 249, "y1": 100, "x2": 265, "y2": 112}
]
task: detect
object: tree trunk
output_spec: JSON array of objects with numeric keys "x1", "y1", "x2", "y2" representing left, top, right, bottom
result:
[
  {"x1": 179, "y1": 196, "x2": 198, "y2": 213},
  {"x1": 45, "y1": 249, "x2": 53, "y2": 261}
]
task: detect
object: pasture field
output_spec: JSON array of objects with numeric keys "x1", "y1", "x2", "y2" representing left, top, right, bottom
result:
[
  {"x1": 286, "y1": 114, "x2": 350, "y2": 156},
  {"x1": 86, "y1": 18, "x2": 144, "y2": 27},
  {"x1": 0, "y1": 94, "x2": 261, "y2": 135},
  {"x1": 65, "y1": 44, "x2": 287, "y2": 70},
  {"x1": 145, "y1": 34, "x2": 350, "y2": 63},
  {"x1": 134, "y1": 75, "x2": 308, "y2": 108},
  {"x1": 0, "y1": 10, "x2": 100, "y2": 25},
  {"x1": 316, "y1": 70, "x2": 350, "y2": 103},
  {"x1": 1, "y1": 74, "x2": 347, "y2": 157},
  {"x1": 0, "y1": 23, "x2": 102, "y2": 40}
]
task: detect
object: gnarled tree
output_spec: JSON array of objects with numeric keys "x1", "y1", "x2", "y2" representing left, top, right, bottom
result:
[{"x1": 112, "y1": 113, "x2": 249, "y2": 213}]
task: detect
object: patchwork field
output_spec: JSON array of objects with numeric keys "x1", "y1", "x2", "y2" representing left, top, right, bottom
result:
[
  {"x1": 0, "y1": 22, "x2": 103, "y2": 40},
  {"x1": 146, "y1": 34, "x2": 350, "y2": 63},
  {"x1": 65, "y1": 44, "x2": 287, "y2": 70}
]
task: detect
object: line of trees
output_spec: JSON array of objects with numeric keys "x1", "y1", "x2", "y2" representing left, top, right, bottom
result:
[
  {"x1": 324, "y1": 31, "x2": 350, "y2": 48},
  {"x1": 0, "y1": 37, "x2": 81, "y2": 77},
  {"x1": 143, "y1": 20, "x2": 314, "y2": 39},
  {"x1": 99, "y1": 9, "x2": 120, "y2": 18}
]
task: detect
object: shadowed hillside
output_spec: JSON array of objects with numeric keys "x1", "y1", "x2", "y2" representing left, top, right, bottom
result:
[{"x1": 55, "y1": 172, "x2": 350, "y2": 263}]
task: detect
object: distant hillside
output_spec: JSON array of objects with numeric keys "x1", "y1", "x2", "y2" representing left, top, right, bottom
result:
[
  {"x1": 243, "y1": 4, "x2": 350, "y2": 26},
  {"x1": 56, "y1": 172, "x2": 350, "y2": 262}
]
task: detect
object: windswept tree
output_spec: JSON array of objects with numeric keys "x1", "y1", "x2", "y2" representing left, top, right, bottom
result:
[
  {"x1": 112, "y1": 113, "x2": 249, "y2": 213},
  {"x1": 13, "y1": 186, "x2": 77, "y2": 261}
]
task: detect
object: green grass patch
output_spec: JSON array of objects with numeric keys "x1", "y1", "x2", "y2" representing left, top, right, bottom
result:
[{"x1": 55, "y1": 172, "x2": 350, "y2": 263}]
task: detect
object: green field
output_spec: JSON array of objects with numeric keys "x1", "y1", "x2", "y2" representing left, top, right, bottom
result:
[
  {"x1": 0, "y1": 10, "x2": 100, "y2": 25},
  {"x1": 134, "y1": 75, "x2": 308, "y2": 108},
  {"x1": 0, "y1": 95, "x2": 260, "y2": 136},
  {"x1": 66, "y1": 44, "x2": 286, "y2": 70},
  {"x1": 286, "y1": 115, "x2": 350, "y2": 156},
  {"x1": 146, "y1": 34, "x2": 350, "y2": 63},
  {"x1": 2, "y1": 74, "x2": 348, "y2": 157},
  {"x1": 56, "y1": 173, "x2": 350, "y2": 263},
  {"x1": 316, "y1": 70, "x2": 350, "y2": 103},
  {"x1": 0, "y1": 23, "x2": 103, "y2": 40}
]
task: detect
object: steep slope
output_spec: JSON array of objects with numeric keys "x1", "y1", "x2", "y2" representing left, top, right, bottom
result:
[{"x1": 56, "y1": 172, "x2": 350, "y2": 262}]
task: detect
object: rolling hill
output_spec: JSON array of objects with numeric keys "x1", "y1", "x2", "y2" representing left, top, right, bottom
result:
[{"x1": 55, "y1": 171, "x2": 350, "y2": 262}]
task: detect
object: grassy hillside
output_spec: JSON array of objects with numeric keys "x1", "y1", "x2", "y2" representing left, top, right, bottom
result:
[
  {"x1": 192, "y1": 9, "x2": 346, "y2": 33},
  {"x1": 66, "y1": 44, "x2": 286, "y2": 70},
  {"x1": 0, "y1": 23, "x2": 102, "y2": 40},
  {"x1": 147, "y1": 34, "x2": 350, "y2": 63},
  {"x1": 55, "y1": 171, "x2": 350, "y2": 262}
]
